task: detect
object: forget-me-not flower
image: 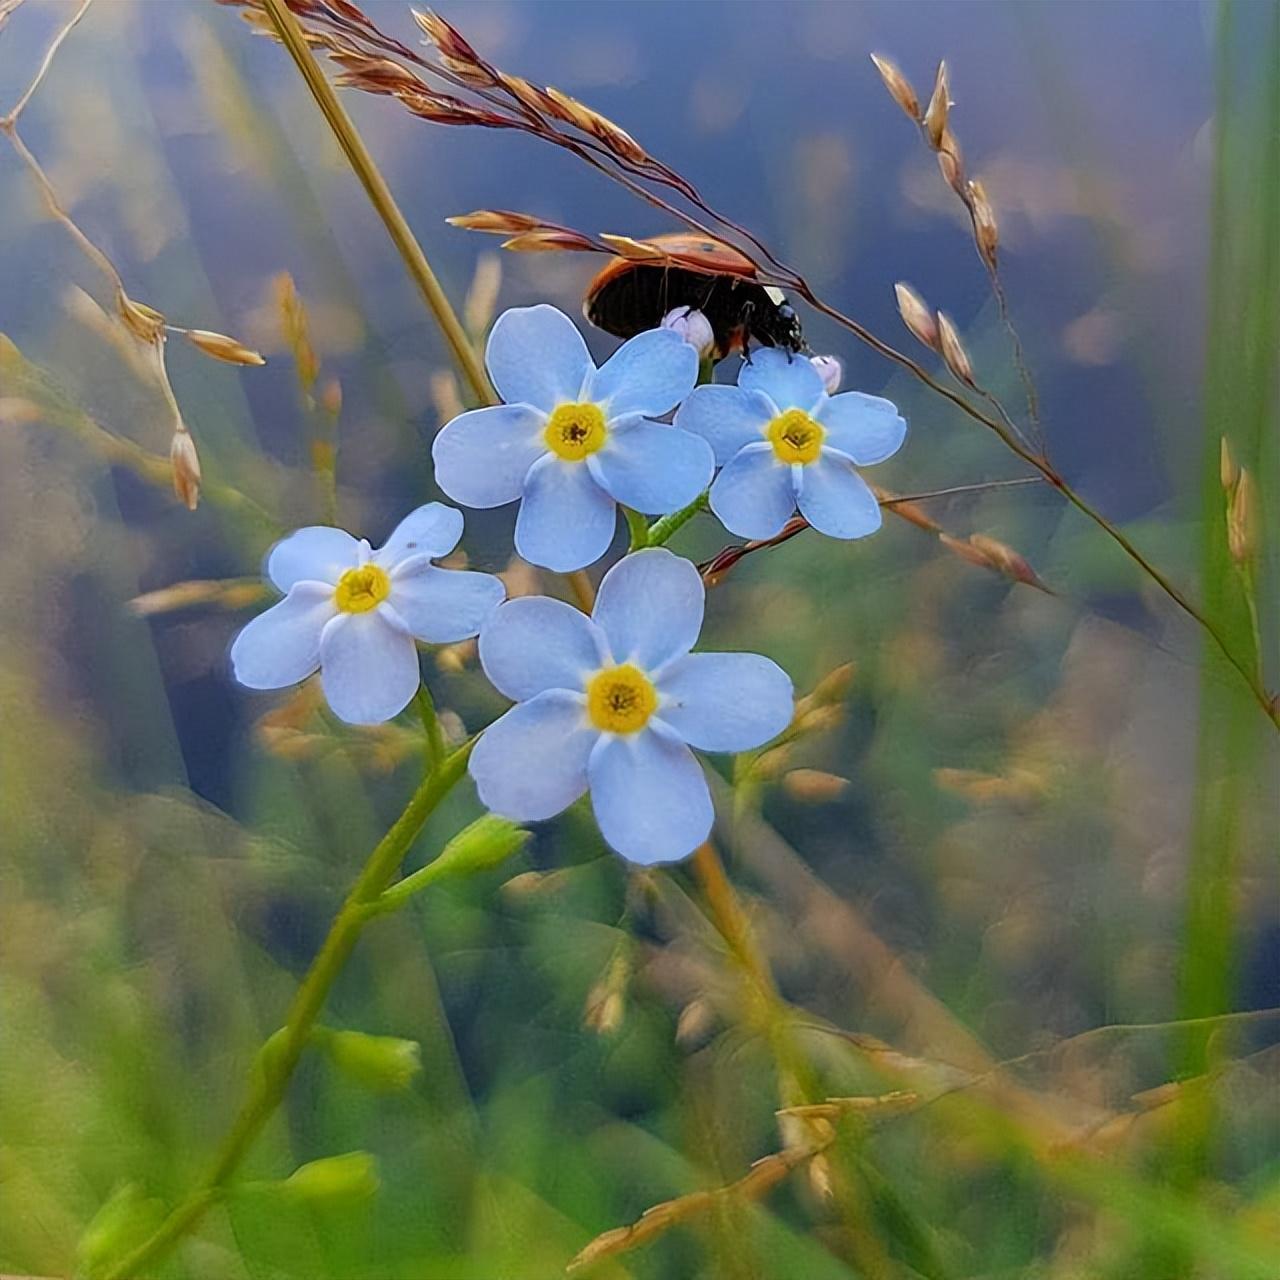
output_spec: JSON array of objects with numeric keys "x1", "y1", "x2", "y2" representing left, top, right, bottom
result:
[
  {"x1": 674, "y1": 348, "x2": 906, "y2": 541},
  {"x1": 469, "y1": 548, "x2": 793, "y2": 864},
  {"x1": 231, "y1": 504, "x2": 504, "y2": 725},
  {"x1": 432, "y1": 305, "x2": 713, "y2": 572}
]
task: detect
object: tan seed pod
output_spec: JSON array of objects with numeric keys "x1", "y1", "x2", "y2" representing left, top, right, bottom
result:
[
  {"x1": 169, "y1": 429, "x2": 202, "y2": 511},
  {"x1": 924, "y1": 60, "x2": 950, "y2": 150},
  {"x1": 1227, "y1": 468, "x2": 1258, "y2": 566},
  {"x1": 936, "y1": 312, "x2": 976, "y2": 387},
  {"x1": 894, "y1": 282, "x2": 940, "y2": 350},
  {"x1": 869, "y1": 53, "x2": 920, "y2": 121},
  {"x1": 967, "y1": 178, "x2": 999, "y2": 270},
  {"x1": 183, "y1": 328, "x2": 266, "y2": 366}
]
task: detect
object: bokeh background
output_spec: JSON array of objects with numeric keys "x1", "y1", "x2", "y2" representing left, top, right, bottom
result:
[{"x1": 1, "y1": 1, "x2": 1276, "y2": 1277}]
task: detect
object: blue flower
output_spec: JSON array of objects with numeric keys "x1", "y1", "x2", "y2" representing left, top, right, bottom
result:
[
  {"x1": 230, "y1": 504, "x2": 504, "y2": 725},
  {"x1": 432, "y1": 305, "x2": 713, "y2": 572},
  {"x1": 674, "y1": 348, "x2": 907, "y2": 541},
  {"x1": 469, "y1": 548, "x2": 793, "y2": 864}
]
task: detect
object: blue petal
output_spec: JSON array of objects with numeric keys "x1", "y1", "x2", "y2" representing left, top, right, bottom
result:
[
  {"x1": 266, "y1": 526, "x2": 360, "y2": 591},
  {"x1": 796, "y1": 450, "x2": 882, "y2": 539},
  {"x1": 816, "y1": 392, "x2": 907, "y2": 465},
  {"x1": 586, "y1": 327, "x2": 698, "y2": 420},
  {"x1": 515, "y1": 455, "x2": 617, "y2": 572},
  {"x1": 230, "y1": 582, "x2": 335, "y2": 689},
  {"x1": 656, "y1": 652, "x2": 793, "y2": 752},
  {"x1": 587, "y1": 724, "x2": 713, "y2": 864},
  {"x1": 708, "y1": 443, "x2": 797, "y2": 539},
  {"x1": 388, "y1": 563, "x2": 505, "y2": 643},
  {"x1": 592, "y1": 547, "x2": 703, "y2": 670},
  {"x1": 478, "y1": 596, "x2": 608, "y2": 700},
  {"x1": 432, "y1": 404, "x2": 546, "y2": 509},
  {"x1": 485, "y1": 305, "x2": 593, "y2": 413},
  {"x1": 588, "y1": 422, "x2": 713, "y2": 514},
  {"x1": 374, "y1": 503, "x2": 463, "y2": 567},
  {"x1": 738, "y1": 347, "x2": 825, "y2": 412},
  {"x1": 673, "y1": 384, "x2": 772, "y2": 465},
  {"x1": 318, "y1": 610, "x2": 421, "y2": 724},
  {"x1": 470, "y1": 690, "x2": 595, "y2": 820}
]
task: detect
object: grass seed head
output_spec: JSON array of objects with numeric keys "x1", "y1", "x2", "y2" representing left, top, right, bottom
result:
[
  {"x1": 183, "y1": 328, "x2": 266, "y2": 366},
  {"x1": 894, "y1": 282, "x2": 940, "y2": 350},
  {"x1": 870, "y1": 53, "x2": 920, "y2": 121},
  {"x1": 1227, "y1": 468, "x2": 1258, "y2": 566},
  {"x1": 924, "y1": 60, "x2": 951, "y2": 149},
  {"x1": 968, "y1": 178, "x2": 999, "y2": 269},
  {"x1": 169, "y1": 430, "x2": 202, "y2": 511},
  {"x1": 936, "y1": 312, "x2": 976, "y2": 386}
]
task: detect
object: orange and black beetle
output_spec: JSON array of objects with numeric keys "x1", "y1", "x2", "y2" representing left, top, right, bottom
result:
[{"x1": 583, "y1": 233, "x2": 806, "y2": 360}]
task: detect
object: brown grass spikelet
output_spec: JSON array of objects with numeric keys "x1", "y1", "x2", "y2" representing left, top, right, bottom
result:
[
  {"x1": 446, "y1": 208, "x2": 545, "y2": 234},
  {"x1": 934, "y1": 766, "x2": 1048, "y2": 805},
  {"x1": 169, "y1": 430, "x2": 202, "y2": 511},
  {"x1": 782, "y1": 769, "x2": 850, "y2": 803},
  {"x1": 1219, "y1": 437, "x2": 1239, "y2": 491},
  {"x1": 937, "y1": 134, "x2": 966, "y2": 195},
  {"x1": 776, "y1": 1091, "x2": 920, "y2": 1125},
  {"x1": 183, "y1": 328, "x2": 267, "y2": 366},
  {"x1": 500, "y1": 73, "x2": 562, "y2": 119},
  {"x1": 936, "y1": 311, "x2": 976, "y2": 387},
  {"x1": 411, "y1": 9, "x2": 482, "y2": 70},
  {"x1": 1227, "y1": 468, "x2": 1258, "y2": 566},
  {"x1": 598, "y1": 233, "x2": 667, "y2": 261},
  {"x1": 894, "y1": 282, "x2": 940, "y2": 350},
  {"x1": 967, "y1": 533, "x2": 1047, "y2": 589},
  {"x1": 808, "y1": 661, "x2": 857, "y2": 706},
  {"x1": 501, "y1": 228, "x2": 600, "y2": 253},
  {"x1": 968, "y1": 178, "x2": 999, "y2": 269},
  {"x1": 273, "y1": 271, "x2": 319, "y2": 396},
  {"x1": 330, "y1": 51, "x2": 425, "y2": 96},
  {"x1": 116, "y1": 290, "x2": 166, "y2": 345},
  {"x1": 870, "y1": 53, "x2": 920, "y2": 121},
  {"x1": 923, "y1": 60, "x2": 950, "y2": 150},
  {"x1": 130, "y1": 577, "x2": 268, "y2": 617}
]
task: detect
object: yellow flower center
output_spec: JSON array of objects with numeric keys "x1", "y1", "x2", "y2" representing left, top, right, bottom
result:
[
  {"x1": 544, "y1": 401, "x2": 607, "y2": 461},
  {"x1": 586, "y1": 663, "x2": 658, "y2": 735},
  {"x1": 766, "y1": 408, "x2": 826, "y2": 465},
  {"x1": 333, "y1": 563, "x2": 391, "y2": 614}
]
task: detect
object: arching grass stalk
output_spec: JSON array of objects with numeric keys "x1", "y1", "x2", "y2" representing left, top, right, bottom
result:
[{"x1": 101, "y1": 739, "x2": 475, "y2": 1280}]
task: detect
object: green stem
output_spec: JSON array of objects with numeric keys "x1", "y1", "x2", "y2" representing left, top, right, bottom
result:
[
  {"x1": 101, "y1": 741, "x2": 474, "y2": 1280},
  {"x1": 415, "y1": 682, "x2": 446, "y2": 772},
  {"x1": 260, "y1": 0, "x2": 494, "y2": 407},
  {"x1": 622, "y1": 506, "x2": 649, "y2": 551},
  {"x1": 647, "y1": 491, "x2": 709, "y2": 547}
]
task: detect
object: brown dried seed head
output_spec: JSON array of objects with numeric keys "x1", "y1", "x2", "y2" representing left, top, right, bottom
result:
[
  {"x1": 183, "y1": 328, "x2": 266, "y2": 366},
  {"x1": 783, "y1": 769, "x2": 850, "y2": 802},
  {"x1": 411, "y1": 8, "x2": 480, "y2": 65},
  {"x1": 870, "y1": 53, "x2": 920, "y2": 121},
  {"x1": 1219, "y1": 436, "x2": 1239, "y2": 491},
  {"x1": 939, "y1": 533, "x2": 992, "y2": 570},
  {"x1": 117, "y1": 291, "x2": 166, "y2": 345},
  {"x1": 924, "y1": 61, "x2": 950, "y2": 149},
  {"x1": 599, "y1": 233, "x2": 668, "y2": 261},
  {"x1": 894, "y1": 282, "x2": 940, "y2": 350},
  {"x1": 937, "y1": 134, "x2": 966, "y2": 194},
  {"x1": 501, "y1": 73, "x2": 560, "y2": 118},
  {"x1": 544, "y1": 85, "x2": 595, "y2": 130},
  {"x1": 967, "y1": 534, "x2": 1043, "y2": 588},
  {"x1": 169, "y1": 430, "x2": 202, "y2": 511},
  {"x1": 1227, "y1": 468, "x2": 1258, "y2": 566},
  {"x1": 967, "y1": 178, "x2": 999, "y2": 270},
  {"x1": 446, "y1": 208, "x2": 544, "y2": 234},
  {"x1": 936, "y1": 312, "x2": 976, "y2": 386},
  {"x1": 809, "y1": 662, "x2": 856, "y2": 705},
  {"x1": 501, "y1": 228, "x2": 599, "y2": 253}
]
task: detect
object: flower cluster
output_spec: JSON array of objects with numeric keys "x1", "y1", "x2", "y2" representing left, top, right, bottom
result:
[{"x1": 231, "y1": 305, "x2": 906, "y2": 862}]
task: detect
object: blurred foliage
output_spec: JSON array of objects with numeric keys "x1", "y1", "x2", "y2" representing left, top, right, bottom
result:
[{"x1": 0, "y1": 1, "x2": 1277, "y2": 1278}]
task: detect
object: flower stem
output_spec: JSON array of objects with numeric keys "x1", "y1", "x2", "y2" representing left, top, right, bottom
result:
[
  {"x1": 646, "y1": 491, "x2": 708, "y2": 547},
  {"x1": 260, "y1": 0, "x2": 494, "y2": 408},
  {"x1": 101, "y1": 741, "x2": 474, "y2": 1280},
  {"x1": 415, "y1": 682, "x2": 447, "y2": 772},
  {"x1": 622, "y1": 506, "x2": 650, "y2": 551}
]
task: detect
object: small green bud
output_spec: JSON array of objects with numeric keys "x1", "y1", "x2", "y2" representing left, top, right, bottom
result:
[
  {"x1": 253, "y1": 1025, "x2": 294, "y2": 1090},
  {"x1": 280, "y1": 1152, "x2": 380, "y2": 1207},
  {"x1": 433, "y1": 814, "x2": 529, "y2": 879},
  {"x1": 76, "y1": 1182, "x2": 165, "y2": 1278},
  {"x1": 317, "y1": 1029, "x2": 422, "y2": 1093}
]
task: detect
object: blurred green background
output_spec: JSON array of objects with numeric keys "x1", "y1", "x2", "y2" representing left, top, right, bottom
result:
[{"x1": 0, "y1": 1, "x2": 1276, "y2": 1277}]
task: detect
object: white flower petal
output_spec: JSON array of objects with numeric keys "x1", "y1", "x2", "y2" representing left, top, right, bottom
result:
[
  {"x1": 485, "y1": 305, "x2": 593, "y2": 413},
  {"x1": 389, "y1": 564, "x2": 505, "y2": 643},
  {"x1": 673, "y1": 384, "x2": 772, "y2": 465},
  {"x1": 470, "y1": 690, "x2": 595, "y2": 821},
  {"x1": 318, "y1": 610, "x2": 421, "y2": 725},
  {"x1": 432, "y1": 404, "x2": 546, "y2": 508},
  {"x1": 266, "y1": 526, "x2": 360, "y2": 592},
  {"x1": 656, "y1": 652, "x2": 793, "y2": 752},
  {"x1": 478, "y1": 596, "x2": 609, "y2": 700},
  {"x1": 588, "y1": 422, "x2": 713, "y2": 514},
  {"x1": 587, "y1": 726, "x2": 713, "y2": 864},
  {"x1": 708, "y1": 443, "x2": 796, "y2": 539},
  {"x1": 515, "y1": 455, "x2": 617, "y2": 572},
  {"x1": 586, "y1": 327, "x2": 698, "y2": 420},
  {"x1": 816, "y1": 392, "x2": 907, "y2": 465},
  {"x1": 738, "y1": 347, "x2": 825, "y2": 412},
  {"x1": 374, "y1": 503, "x2": 463, "y2": 567},
  {"x1": 796, "y1": 450, "x2": 882, "y2": 539},
  {"x1": 230, "y1": 583, "x2": 335, "y2": 689},
  {"x1": 592, "y1": 547, "x2": 703, "y2": 670}
]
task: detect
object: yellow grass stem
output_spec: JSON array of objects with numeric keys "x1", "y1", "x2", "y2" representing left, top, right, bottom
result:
[{"x1": 260, "y1": 0, "x2": 494, "y2": 407}]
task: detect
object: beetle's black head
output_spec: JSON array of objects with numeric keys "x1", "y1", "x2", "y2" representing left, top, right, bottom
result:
[{"x1": 752, "y1": 293, "x2": 806, "y2": 354}]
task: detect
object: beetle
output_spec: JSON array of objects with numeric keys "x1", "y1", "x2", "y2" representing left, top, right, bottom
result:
[{"x1": 583, "y1": 233, "x2": 806, "y2": 360}]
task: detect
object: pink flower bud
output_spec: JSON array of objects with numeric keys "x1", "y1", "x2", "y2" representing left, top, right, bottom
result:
[
  {"x1": 660, "y1": 306, "x2": 715, "y2": 356},
  {"x1": 810, "y1": 354, "x2": 843, "y2": 395}
]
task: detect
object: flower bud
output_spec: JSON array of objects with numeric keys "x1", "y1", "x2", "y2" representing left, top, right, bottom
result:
[
  {"x1": 280, "y1": 1153, "x2": 380, "y2": 1207},
  {"x1": 809, "y1": 354, "x2": 843, "y2": 395},
  {"x1": 317, "y1": 1030, "x2": 422, "y2": 1093},
  {"x1": 431, "y1": 814, "x2": 529, "y2": 881},
  {"x1": 169, "y1": 429, "x2": 202, "y2": 511},
  {"x1": 936, "y1": 312, "x2": 976, "y2": 387},
  {"x1": 869, "y1": 53, "x2": 920, "y2": 121},
  {"x1": 894, "y1": 283, "x2": 939, "y2": 350},
  {"x1": 661, "y1": 306, "x2": 715, "y2": 356}
]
